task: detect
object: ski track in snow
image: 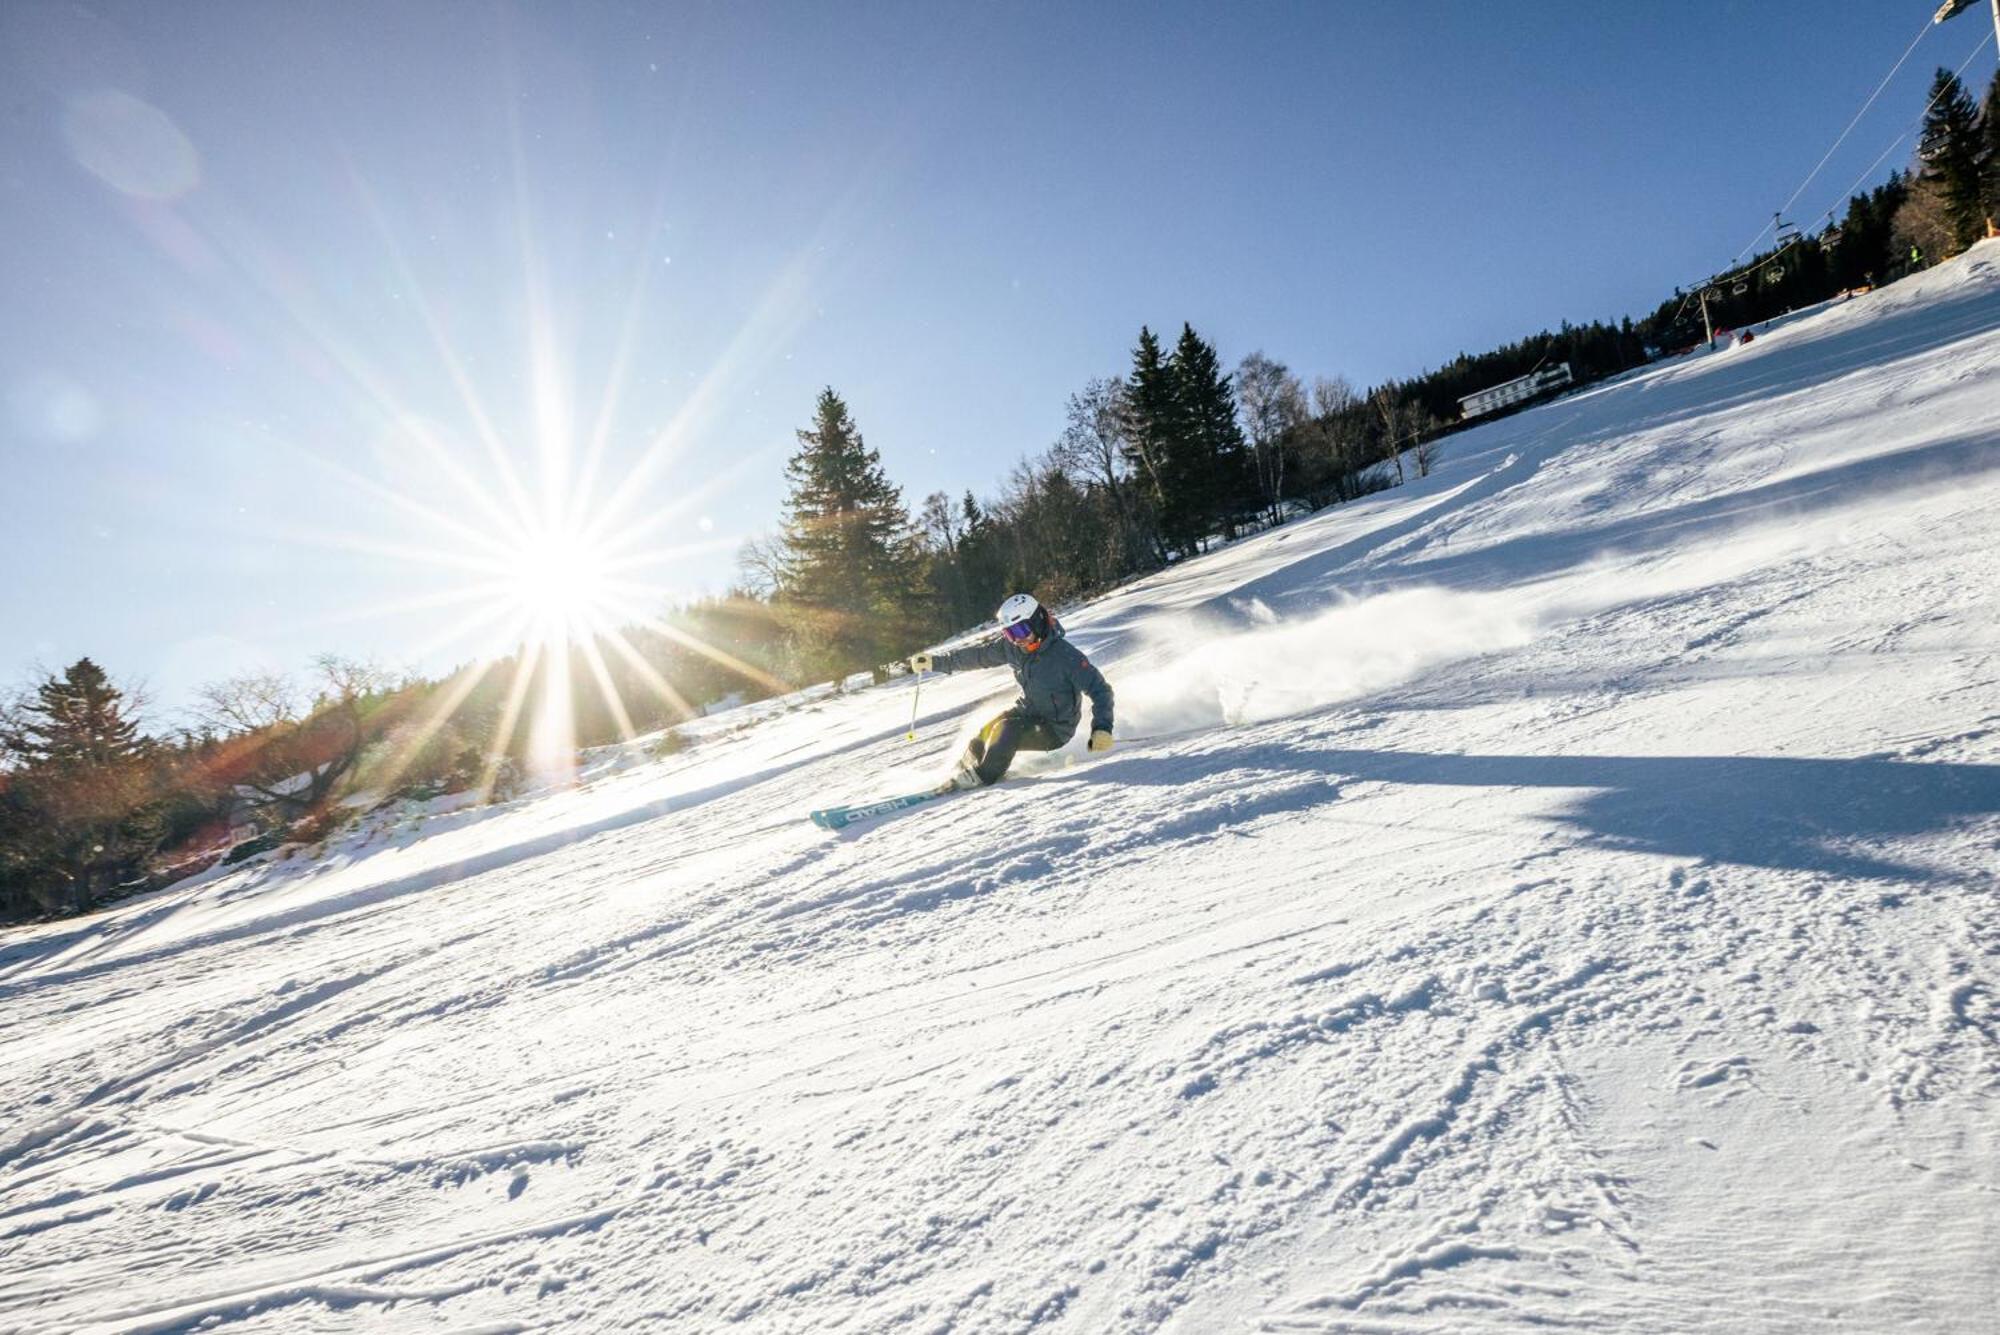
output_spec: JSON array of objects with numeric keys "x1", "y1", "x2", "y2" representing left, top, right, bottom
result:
[{"x1": 4, "y1": 250, "x2": 2000, "y2": 1333}]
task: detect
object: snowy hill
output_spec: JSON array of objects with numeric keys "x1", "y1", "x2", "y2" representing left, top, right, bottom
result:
[{"x1": 4, "y1": 249, "x2": 1998, "y2": 1334}]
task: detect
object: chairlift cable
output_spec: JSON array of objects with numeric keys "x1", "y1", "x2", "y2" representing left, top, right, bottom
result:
[
  {"x1": 1680, "y1": 26, "x2": 1988, "y2": 313},
  {"x1": 1814, "y1": 28, "x2": 1995, "y2": 232},
  {"x1": 1732, "y1": 15, "x2": 1936, "y2": 265}
]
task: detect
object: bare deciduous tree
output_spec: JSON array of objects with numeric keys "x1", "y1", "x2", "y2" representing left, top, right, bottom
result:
[
  {"x1": 1892, "y1": 172, "x2": 1955, "y2": 265},
  {"x1": 1373, "y1": 388, "x2": 1408, "y2": 485},
  {"x1": 1053, "y1": 379, "x2": 1130, "y2": 497},
  {"x1": 1312, "y1": 375, "x2": 1357, "y2": 419},
  {"x1": 1282, "y1": 376, "x2": 1367, "y2": 508},
  {"x1": 917, "y1": 490, "x2": 960, "y2": 558},
  {"x1": 198, "y1": 656, "x2": 389, "y2": 818},
  {"x1": 735, "y1": 534, "x2": 788, "y2": 599},
  {"x1": 1236, "y1": 352, "x2": 1308, "y2": 522},
  {"x1": 1315, "y1": 377, "x2": 1373, "y2": 498},
  {"x1": 1407, "y1": 405, "x2": 1444, "y2": 478},
  {"x1": 194, "y1": 670, "x2": 294, "y2": 737},
  {"x1": 1054, "y1": 377, "x2": 1155, "y2": 564}
]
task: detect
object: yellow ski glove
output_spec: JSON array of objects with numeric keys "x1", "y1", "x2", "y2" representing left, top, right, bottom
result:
[{"x1": 1088, "y1": 729, "x2": 1114, "y2": 753}]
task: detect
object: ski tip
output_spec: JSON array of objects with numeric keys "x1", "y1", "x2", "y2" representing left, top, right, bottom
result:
[{"x1": 810, "y1": 785, "x2": 953, "y2": 831}]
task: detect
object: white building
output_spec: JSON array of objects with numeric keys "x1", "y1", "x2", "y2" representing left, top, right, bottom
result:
[{"x1": 1458, "y1": 362, "x2": 1573, "y2": 420}]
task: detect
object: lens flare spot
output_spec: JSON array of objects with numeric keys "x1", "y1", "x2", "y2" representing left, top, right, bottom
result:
[
  {"x1": 62, "y1": 89, "x2": 200, "y2": 200},
  {"x1": 7, "y1": 372, "x2": 103, "y2": 441}
]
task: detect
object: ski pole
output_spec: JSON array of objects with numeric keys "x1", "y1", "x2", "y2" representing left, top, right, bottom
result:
[{"x1": 907, "y1": 667, "x2": 922, "y2": 741}]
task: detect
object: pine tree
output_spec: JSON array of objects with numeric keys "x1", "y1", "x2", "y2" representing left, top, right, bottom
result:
[
  {"x1": 1121, "y1": 326, "x2": 1176, "y2": 515},
  {"x1": 1169, "y1": 323, "x2": 1253, "y2": 546},
  {"x1": 8, "y1": 658, "x2": 142, "y2": 768},
  {"x1": 1827, "y1": 174, "x2": 1907, "y2": 290},
  {"x1": 1917, "y1": 67, "x2": 1985, "y2": 252},
  {"x1": 954, "y1": 491, "x2": 1007, "y2": 622},
  {"x1": 0, "y1": 659, "x2": 158, "y2": 914},
  {"x1": 775, "y1": 388, "x2": 924, "y2": 680}
]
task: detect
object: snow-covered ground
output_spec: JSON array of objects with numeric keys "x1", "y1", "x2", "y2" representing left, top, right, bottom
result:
[{"x1": 4, "y1": 249, "x2": 1999, "y2": 1334}]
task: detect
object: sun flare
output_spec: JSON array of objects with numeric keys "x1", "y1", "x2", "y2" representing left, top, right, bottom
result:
[{"x1": 233, "y1": 138, "x2": 798, "y2": 798}]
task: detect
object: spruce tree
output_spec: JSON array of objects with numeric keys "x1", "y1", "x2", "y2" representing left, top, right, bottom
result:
[
  {"x1": 1169, "y1": 324, "x2": 1253, "y2": 546},
  {"x1": 0, "y1": 659, "x2": 158, "y2": 913},
  {"x1": 1827, "y1": 174, "x2": 1906, "y2": 289},
  {"x1": 955, "y1": 491, "x2": 1006, "y2": 620},
  {"x1": 9, "y1": 659, "x2": 140, "y2": 764},
  {"x1": 775, "y1": 389, "x2": 923, "y2": 679},
  {"x1": 1917, "y1": 67, "x2": 1985, "y2": 251},
  {"x1": 1121, "y1": 326, "x2": 1176, "y2": 516}
]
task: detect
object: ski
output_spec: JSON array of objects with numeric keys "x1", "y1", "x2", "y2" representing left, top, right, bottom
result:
[{"x1": 810, "y1": 784, "x2": 956, "y2": 830}]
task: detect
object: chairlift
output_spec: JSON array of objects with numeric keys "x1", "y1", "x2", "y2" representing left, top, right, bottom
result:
[
  {"x1": 1820, "y1": 225, "x2": 1842, "y2": 252},
  {"x1": 1731, "y1": 280, "x2": 1750, "y2": 296}
]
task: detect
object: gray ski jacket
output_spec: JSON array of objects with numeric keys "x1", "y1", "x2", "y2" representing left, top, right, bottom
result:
[{"x1": 933, "y1": 626, "x2": 1114, "y2": 740}]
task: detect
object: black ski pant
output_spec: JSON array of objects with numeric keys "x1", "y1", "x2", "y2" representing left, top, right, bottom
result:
[{"x1": 961, "y1": 709, "x2": 1070, "y2": 786}]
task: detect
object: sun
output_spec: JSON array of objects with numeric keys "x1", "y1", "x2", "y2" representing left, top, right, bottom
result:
[
  {"x1": 509, "y1": 524, "x2": 613, "y2": 635},
  {"x1": 243, "y1": 139, "x2": 801, "y2": 797}
]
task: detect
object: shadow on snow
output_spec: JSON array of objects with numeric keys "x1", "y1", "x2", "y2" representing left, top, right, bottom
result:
[{"x1": 1083, "y1": 744, "x2": 2000, "y2": 883}]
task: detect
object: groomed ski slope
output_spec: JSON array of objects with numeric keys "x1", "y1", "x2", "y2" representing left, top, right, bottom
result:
[{"x1": 4, "y1": 249, "x2": 1999, "y2": 1335}]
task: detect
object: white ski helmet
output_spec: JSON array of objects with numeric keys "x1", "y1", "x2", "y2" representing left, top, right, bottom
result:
[{"x1": 997, "y1": 592, "x2": 1051, "y2": 649}]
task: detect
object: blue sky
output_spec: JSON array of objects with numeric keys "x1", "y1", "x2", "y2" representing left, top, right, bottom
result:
[{"x1": 1, "y1": 1, "x2": 1989, "y2": 716}]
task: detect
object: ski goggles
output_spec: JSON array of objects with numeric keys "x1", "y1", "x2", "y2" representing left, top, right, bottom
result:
[{"x1": 1001, "y1": 620, "x2": 1041, "y2": 645}]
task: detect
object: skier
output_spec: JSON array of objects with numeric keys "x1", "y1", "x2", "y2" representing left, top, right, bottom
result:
[{"x1": 908, "y1": 593, "x2": 1114, "y2": 789}]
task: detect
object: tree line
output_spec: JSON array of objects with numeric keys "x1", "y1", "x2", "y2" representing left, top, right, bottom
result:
[
  {"x1": 0, "y1": 602, "x2": 793, "y2": 922},
  {"x1": 733, "y1": 68, "x2": 2000, "y2": 686},
  {"x1": 6, "y1": 64, "x2": 1992, "y2": 923}
]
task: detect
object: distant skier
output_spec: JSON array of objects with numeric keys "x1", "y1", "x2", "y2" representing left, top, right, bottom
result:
[{"x1": 908, "y1": 593, "x2": 1114, "y2": 789}]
